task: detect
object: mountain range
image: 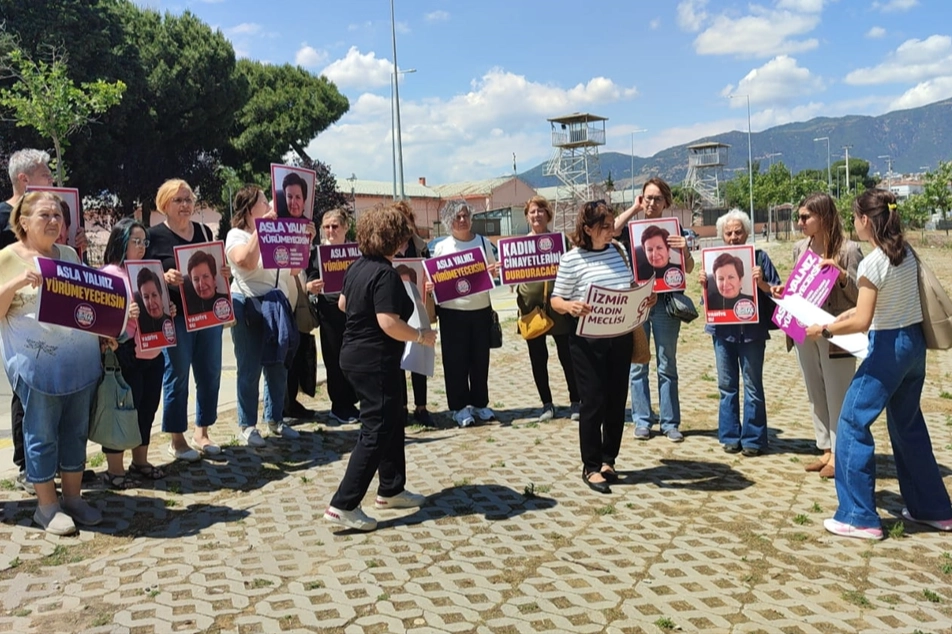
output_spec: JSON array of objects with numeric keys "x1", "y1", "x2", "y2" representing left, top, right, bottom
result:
[{"x1": 519, "y1": 97, "x2": 952, "y2": 189}]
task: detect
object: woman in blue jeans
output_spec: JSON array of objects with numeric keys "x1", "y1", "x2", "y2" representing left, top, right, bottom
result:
[
  {"x1": 614, "y1": 177, "x2": 694, "y2": 442},
  {"x1": 699, "y1": 210, "x2": 780, "y2": 456},
  {"x1": 226, "y1": 185, "x2": 313, "y2": 447},
  {"x1": 806, "y1": 189, "x2": 952, "y2": 539}
]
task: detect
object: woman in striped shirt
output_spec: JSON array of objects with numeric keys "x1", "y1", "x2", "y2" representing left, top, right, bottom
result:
[
  {"x1": 806, "y1": 189, "x2": 952, "y2": 539},
  {"x1": 552, "y1": 200, "x2": 653, "y2": 494}
]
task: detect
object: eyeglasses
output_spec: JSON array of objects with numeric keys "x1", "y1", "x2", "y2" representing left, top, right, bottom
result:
[
  {"x1": 130, "y1": 237, "x2": 150, "y2": 247},
  {"x1": 172, "y1": 197, "x2": 194, "y2": 205},
  {"x1": 797, "y1": 214, "x2": 812, "y2": 222},
  {"x1": 644, "y1": 195, "x2": 664, "y2": 203},
  {"x1": 322, "y1": 223, "x2": 340, "y2": 230}
]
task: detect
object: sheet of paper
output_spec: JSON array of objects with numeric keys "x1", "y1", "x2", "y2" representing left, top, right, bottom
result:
[
  {"x1": 773, "y1": 294, "x2": 868, "y2": 359},
  {"x1": 401, "y1": 280, "x2": 435, "y2": 376}
]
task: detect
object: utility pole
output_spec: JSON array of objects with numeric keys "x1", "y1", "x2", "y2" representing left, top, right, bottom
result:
[{"x1": 842, "y1": 145, "x2": 853, "y2": 196}]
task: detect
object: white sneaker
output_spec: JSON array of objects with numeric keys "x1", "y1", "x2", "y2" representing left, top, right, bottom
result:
[
  {"x1": 473, "y1": 406, "x2": 495, "y2": 421},
  {"x1": 323, "y1": 505, "x2": 377, "y2": 531},
  {"x1": 375, "y1": 489, "x2": 426, "y2": 509},
  {"x1": 538, "y1": 403, "x2": 555, "y2": 422},
  {"x1": 453, "y1": 407, "x2": 475, "y2": 427},
  {"x1": 240, "y1": 427, "x2": 266, "y2": 448},
  {"x1": 33, "y1": 505, "x2": 77, "y2": 536},
  {"x1": 267, "y1": 422, "x2": 300, "y2": 439},
  {"x1": 167, "y1": 443, "x2": 201, "y2": 462}
]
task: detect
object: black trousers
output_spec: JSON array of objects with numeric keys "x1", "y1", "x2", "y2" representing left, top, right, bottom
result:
[
  {"x1": 438, "y1": 306, "x2": 491, "y2": 411},
  {"x1": 11, "y1": 394, "x2": 24, "y2": 472},
  {"x1": 570, "y1": 332, "x2": 633, "y2": 474},
  {"x1": 409, "y1": 372, "x2": 427, "y2": 408},
  {"x1": 526, "y1": 333, "x2": 579, "y2": 405},
  {"x1": 318, "y1": 301, "x2": 358, "y2": 412},
  {"x1": 330, "y1": 367, "x2": 407, "y2": 510},
  {"x1": 103, "y1": 344, "x2": 164, "y2": 453}
]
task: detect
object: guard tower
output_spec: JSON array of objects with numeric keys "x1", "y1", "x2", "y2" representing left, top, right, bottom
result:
[
  {"x1": 684, "y1": 142, "x2": 729, "y2": 212},
  {"x1": 544, "y1": 113, "x2": 606, "y2": 231}
]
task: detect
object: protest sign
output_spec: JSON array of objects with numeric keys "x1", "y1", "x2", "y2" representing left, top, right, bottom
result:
[
  {"x1": 576, "y1": 280, "x2": 655, "y2": 338},
  {"x1": 125, "y1": 259, "x2": 176, "y2": 350},
  {"x1": 702, "y1": 245, "x2": 758, "y2": 325},
  {"x1": 771, "y1": 248, "x2": 840, "y2": 343},
  {"x1": 255, "y1": 218, "x2": 312, "y2": 269},
  {"x1": 422, "y1": 247, "x2": 495, "y2": 304},
  {"x1": 497, "y1": 232, "x2": 564, "y2": 285},
  {"x1": 25, "y1": 186, "x2": 81, "y2": 251},
  {"x1": 36, "y1": 256, "x2": 127, "y2": 337},
  {"x1": 317, "y1": 243, "x2": 361, "y2": 294},
  {"x1": 174, "y1": 242, "x2": 233, "y2": 332},
  {"x1": 628, "y1": 218, "x2": 686, "y2": 292},
  {"x1": 270, "y1": 163, "x2": 316, "y2": 220},
  {"x1": 394, "y1": 258, "x2": 428, "y2": 300},
  {"x1": 773, "y1": 294, "x2": 868, "y2": 359}
]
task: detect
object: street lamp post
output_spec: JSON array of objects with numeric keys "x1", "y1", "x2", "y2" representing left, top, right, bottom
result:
[
  {"x1": 730, "y1": 93, "x2": 755, "y2": 243},
  {"x1": 814, "y1": 136, "x2": 831, "y2": 192},
  {"x1": 878, "y1": 154, "x2": 893, "y2": 187},
  {"x1": 390, "y1": 67, "x2": 416, "y2": 199},
  {"x1": 348, "y1": 173, "x2": 356, "y2": 213},
  {"x1": 629, "y1": 128, "x2": 647, "y2": 205},
  {"x1": 390, "y1": 0, "x2": 411, "y2": 201},
  {"x1": 842, "y1": 145, "x2": 853, "y2": 196}
]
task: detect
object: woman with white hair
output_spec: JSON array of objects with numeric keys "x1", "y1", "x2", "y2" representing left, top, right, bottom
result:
[
  {"x1": 698, "y1": 209, "x2": 781, "y2": 456},
  {"x1": 430, "y1": 201, "x2": 499, "y2": 427}
]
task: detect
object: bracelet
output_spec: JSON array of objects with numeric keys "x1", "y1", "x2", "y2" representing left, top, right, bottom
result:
[{"x1": 415, "y1": 329, "x2": 425, "y2": 344}]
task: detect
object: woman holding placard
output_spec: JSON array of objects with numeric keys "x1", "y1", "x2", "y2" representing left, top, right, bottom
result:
[
  {"x1": 773, "y1": 193, "x2": 862, "y2": 479},
  {"x1": 699, "y1": 210, "x2": 780, "y2": 456},
  {"x1": 0, "y1": 191, "x2": 103, "y2": 534},
  {"x1": 516, "y1": 196, "x2": 578, "y2": 422},
  {"x1": 551, "y1": 200, "x2": 641, "y2": 494},
  {"x1": 805, "y1": 190, "x2": 952, "y2": 539},
  {"x1": 146, "y1": 179, "x2": 227, "y2": 461}
]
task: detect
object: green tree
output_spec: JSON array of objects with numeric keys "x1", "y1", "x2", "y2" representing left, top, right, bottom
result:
[
  {"x1": 922, "y1": 160, "x2": 952, "y2": 232},
  {"x1": 0, "y1": 45, "x2": 125, "y2": 185}
]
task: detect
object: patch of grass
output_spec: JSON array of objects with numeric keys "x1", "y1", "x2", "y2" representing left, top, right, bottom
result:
[
  {"x1": 595, "y1": 505, "x2": 615, "y2": 516},
  {"x1": 300, "y1": 475, "x2": 310, "y2": 484},
  {"x1": 705, "y1": 393, "x2": 719, "y2": 399},
  {"x1": 534, "y1": 484, "x2": 551, "y2": 493},
  {"x1": 8, "y1": 557, "x2": 20, "y2": 569},
  {"x1": 923, "y1": 589, "x2": 942, "y2": 603},
  {"x1": 789, "y1": 456, "x2": 801, "y2": 463},
  {"x1": 0, "y1": 479, "x2": 16, "y2": 491},
  {"x1": 453, "y1": 477, "x2": 470, "y2": 487},
  {"x1": 842, "y1": 590, "x2": 870, "y2": 607},
  {"x1": 941, "y1": 552, "x2": 952, "y2": 575},
  {"x1": 492, "y1": 460, "x2": 505, "y2": 468},
  {"x1": 42, "y1": 545, "x2": 84, "y2": 567},
  {"x1": 793, "y1": 514, "x2": 812, "y2": 526},
  {"x1": 811, "y1": 502, "x2": 822, "y2": 513},
  {"x1": 222, "y1": 437, "x2": 241, "y2": 447},
  {"x1": 164, "y1": 499, "x2": 177, "y2": 508},
  {"x1": 147, "y1": 589, "x2": 160, "y2": 598},
  {"x1": 940, "y1": 391, "x2": 952, "y2": 399},
  {"x1": 534, "y1": 437, "x2": 541, "y2": 445},
  {"x1": 654, "y1": 616, "x2": 676, "y2": 630},
  {"x1": 167, "y1": 482, "x2": 182, "y2": 495},
  {"x1": 880, "y1": 594, "x2": 900, "y2": 605},
  {"x1": 366, "y1": 560, "x2": 382, "y2": 569},
  {"x1": 11, "y1": 608, "x2": 31, "y2": 617},
  {"x1": 88, "y1": 453, "x2": 105, "y2": 468},
  {"x1": 700, "y1": 372, "x2": 716, "y2": 381},
  {"x1": 248, "y1": 578, "x2": 273, "y2": 589},
  {"x1": 790, "y1": 532, "x2": 809, "y2": 542},
  {"x1": 485, "y1": 436, "x2": 496, "y2": 443},
  {"x1": 91, "y1": 612, "x2": 113, "y2": 627},
  {"x1": 517, "y1": 602, "x2": 540, "y2": 614},
  {"x1": 377, "y1": 593, "x2": 389, "y2": 601},
  {"x1": 887, "y1": 521, "x2": 905, "y2": 539},
  {"x1": 625, "y1": 502, "x2": 635, "y2": 509},
  {"x1": 304, "y1": 581, "x2": 323, "y2": 590},
  {"x1": 524, "y1": 421, "x2": 539, "y2": 428}
]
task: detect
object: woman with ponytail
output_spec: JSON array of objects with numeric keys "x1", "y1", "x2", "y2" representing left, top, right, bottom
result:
[{"x1": 806, "y1": 189, "x2": 952, "y2": 539}]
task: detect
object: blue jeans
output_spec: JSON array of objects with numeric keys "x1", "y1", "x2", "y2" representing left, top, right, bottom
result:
[
  {"x1": 834, "y1": 325, "x2": 952, "y2": 527},
  {"x1": 630, "y1": 303, "x2": 681, "y2": 432},
  {"x1": 232, "y1": 294, "x2": 287, "y2": 428},
  {"x1": 16, "y1": 380, "x2": 95, "y2": 483},
  {"x1": 161, "y1": 312, "x2": 222, "y2": 434},
  {"x1": 713, "y1": 337, "x2": 767, "y2": 450}
]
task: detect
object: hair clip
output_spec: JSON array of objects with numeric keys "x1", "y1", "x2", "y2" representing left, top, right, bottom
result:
[{"x1": 887, "y1": 203, "x2": 897, "y2": 211}]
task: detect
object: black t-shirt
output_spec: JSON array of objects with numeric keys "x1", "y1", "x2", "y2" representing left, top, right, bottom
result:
[
  {"x1": 0, "y1": 201, "x2": 16, "y2": 249},
  {"x1": 339, "y1": 255, "x2": 413, "y2": 373},
  {"x1": 146, "y1": 221, "x2": 214, "y2": 313}
]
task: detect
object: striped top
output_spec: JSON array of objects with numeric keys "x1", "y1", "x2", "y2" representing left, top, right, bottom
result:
[
  {"x1": 858, "y1": 246, "x2": 922, "y2": 331},
  {"x1": 552, "y1": 244, "x2": 633, "y2": 302}
]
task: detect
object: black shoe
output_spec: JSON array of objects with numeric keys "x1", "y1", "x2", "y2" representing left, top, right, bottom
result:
[
  {"x1": 412, "y1": 409, "x2": 435, "y2": 427},
  {"x1": 582, "y1": 471, "x2": 611, "y2": 494},
  {"x1": 600, "y1": 467, "x2": 620, "y2": 483},
  {"x1": 286, "y1": 402, "x2": 316, "y2": 419},
  {"x1": 741, "y1": 447, "x2": 762, "y2": 457},
  {"x1": 722, "y1": 444, "x2": 741, "y2": 454}
]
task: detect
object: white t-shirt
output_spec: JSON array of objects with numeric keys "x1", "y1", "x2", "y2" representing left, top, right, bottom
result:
[
  {"x1": 552, "y1": 244, "x2": 633, "y2": 302},
  {"x1": 858, "y1": 245, "x2": 922, "y2": 331},
  {"x1": 432, "y1": 234, "x2": 498, "y2": 311},
  {"x1": 226, "y1": 228, "x2": 293, "y2": 299}
]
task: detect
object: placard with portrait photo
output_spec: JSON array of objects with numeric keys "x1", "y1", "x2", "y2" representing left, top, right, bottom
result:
[
  {"x1": 702, "y1": 245, "x2": 758, "y2": 325},
  {"x1": 627, "y1": 217, "x2": 685, "y2": 293},
  {"x1": 125, "y1": 259, "x2": 177, "y2": 350},
  {"x1": 173, "y1": 241, "x2": 233, "y2": 332},
  {"x1": 270, "y1": 163, "x2": 316, "y2": 220}
]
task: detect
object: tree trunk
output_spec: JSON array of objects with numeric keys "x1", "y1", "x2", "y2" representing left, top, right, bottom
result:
[{"x1": 52, "y1": 134, "x2": 64, "y2": 186}]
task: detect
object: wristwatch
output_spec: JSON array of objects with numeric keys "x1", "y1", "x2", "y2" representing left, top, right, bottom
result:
[{"x1": 821, "y1": 327, "x2": 833, "y2": 339}]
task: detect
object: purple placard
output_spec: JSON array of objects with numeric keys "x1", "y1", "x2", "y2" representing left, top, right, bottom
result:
[
  {"x1": 772, "y1": 248, "x2": 841, "y2": 343},
  {"x1": 497, "y1": 233, "x2": 565, "y2": 285},
  {"x1": 423, "y1": 247, "x2": 495, "y2": 304},
  {"x1": 255, "y1": 218, "x2": 311, "y2": 269},
  {"x1": 35, "y1": 256, "x2": 128, "y2": 337},
  {"x1": 317, "y1": 243, "x2": 361, "y2": 294}
]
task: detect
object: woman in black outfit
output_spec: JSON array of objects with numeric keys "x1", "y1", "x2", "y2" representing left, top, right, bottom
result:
[{"x1": 323, "y1": 202, "x2": 437, "y2": 532}]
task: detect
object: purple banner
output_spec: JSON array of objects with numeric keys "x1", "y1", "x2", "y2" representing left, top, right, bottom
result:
[
  {"x1": 423, "y1": 247, "x2": 495, "y2": 304},
  {"x1": 317, "y1": 243, "x2": 361, "y2": 294},
  {"x1": 35, "y1": 257, "x2": 128, "y2": 337},
  {"x1": 772, "y1": 248, "x2": 841, "y2": 343},
  {"x1": 497, "y1": 233, "x2": 564, "y2": 285},
  {"x1": 255, "y1": 218, "x2": 311, "y2": 269}
]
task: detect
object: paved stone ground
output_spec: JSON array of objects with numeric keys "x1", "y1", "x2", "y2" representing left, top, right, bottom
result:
[{"x1": 1, "y1": 243, "x2": 952, "y2": 634}]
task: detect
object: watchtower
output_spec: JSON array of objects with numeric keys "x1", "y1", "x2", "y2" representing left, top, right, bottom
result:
[
  {"x1": 684, "y1": 141, "x2": 729, "y2": 211},
  {"x1": 544, "y1": 113, "x2": 606, "y2": 231}
]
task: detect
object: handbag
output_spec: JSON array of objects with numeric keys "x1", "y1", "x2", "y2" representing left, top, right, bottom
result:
[
  {"x1": 293, "y1": 276, "x2": 320, "y2": 333},
  {"x1": 913, "y1": 249, "x2": 952, "y2": 350},
  {"x1": 663, "y1": 292, "x2": 699, "y2": 323},
  {"x1": 632, "y1": 324, "x2": 651, "y2": 364},
  {"x1": 88, "y1": 348, "x2": 141, "y2": 451},
  {"x1": 518, "y1": 281, "x2": 555, "y2": 340},
  {"x1": 489, "y1": 309, "x2": 504, "y2": 349}
]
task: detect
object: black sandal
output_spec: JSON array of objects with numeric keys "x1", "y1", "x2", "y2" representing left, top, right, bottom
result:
[
  {"x1": 582, "y1": 470, "x2": 611, "y2": 494},
  {"x1": 102, "y1": 472, "x2": 136, "y2": 490},
  {"x1": 128, "y1": 463, "x2": 167, "y2": 480}
]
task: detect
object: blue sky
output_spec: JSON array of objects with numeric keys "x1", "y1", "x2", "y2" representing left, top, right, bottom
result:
[{"x1": 138, "y1": 0, "x2": 952, "y2": 184}]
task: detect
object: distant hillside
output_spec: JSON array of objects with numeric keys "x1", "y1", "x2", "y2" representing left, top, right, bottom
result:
[{"x1": 521, "y1": 97, "x2": 952, "y2": 188}]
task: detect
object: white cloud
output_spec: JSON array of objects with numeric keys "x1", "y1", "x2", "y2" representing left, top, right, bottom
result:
[
  {"x1": 305, "y1": 69, "x2": 637, "y2": 183},
  {"x1": 722, "y1": 56, "x2": 825, "y2": 107},
  {"x1": 889, "y1": 77, "x2": 952, "y2": 110},
  {"x1": 845, "y1": 35, "x2": 952, "y2": 84},
  {"x1": 676, "y1": 0, "x2": 708, "y2": 32},
  {"x1": 224, "y1": 22, "x2": 262, "y2": 37},
  {"x1": 649, "y1": 18, "x2": 661, "y2": 30},
  {"x1": 693, "y1": 7, "x2": 821, "y2": 57},
  {"x1": 866, "y1": 26, "x2": 886, "y2": 38},
  {"x1": 320, "y1": 47, "x2": 394, "y2": 90},
  {"x1": 873, "y1": 0, "x2": 919, "y2": 12},
  {"x1": 424, "y1": 10, "x2": 450, "y2": 23},
  {"x1": 777, "y1": 0, "x2": 824, "y2": 11},
  {"x1": 295, "y1": 44, "x2": 328, "y2": 68}
]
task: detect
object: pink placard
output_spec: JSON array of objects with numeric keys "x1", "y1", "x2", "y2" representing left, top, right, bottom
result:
[
  {"x1": 497, "y1": 233, "x2": 564, "y2": 285},
  {"x1": 423, "y1": 247, "x2": 495, "y2": 304},
  {"x1": 317, "y1": 243, "x2": 361, "y2": 294},
  {"x1": 35, "y1": 256, "x2": 128, "y2": 337},
  {"x1": 125, "y1": 259, "x2": 177, "y2": 350},
  {"x1": 255, "y1": 217, "x2": 311, "y2": 269},
  {"x1": 702, "y1": 245, "x2": 758, "y2": 325},
  {"x1": 174, "y1": 241, "x2": 233, "y2": 332},
  {"x1": 772, "y1": 248, "x2": 841, "y2": 343},
  {"x1": 628, "y1": 218, "x2": 686, "y2": 292}
]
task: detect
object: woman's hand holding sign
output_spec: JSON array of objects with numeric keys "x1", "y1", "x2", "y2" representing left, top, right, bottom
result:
[{"x1": 164, "y1": 268, "x2": 184, "y2": 287}]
